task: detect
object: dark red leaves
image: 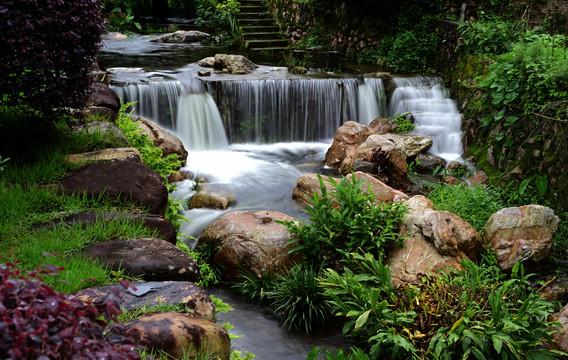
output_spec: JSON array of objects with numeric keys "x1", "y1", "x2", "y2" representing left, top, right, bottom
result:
[{"x1": 0, "y1": 262, "x2": 146, "y2": 359}]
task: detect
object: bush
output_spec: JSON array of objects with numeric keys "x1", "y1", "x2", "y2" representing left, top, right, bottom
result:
[
  {"x1": 278, "y1": 174, "x2": 407, "y2": 270},
  {"x1": 320, "y1": 253, "x2": 561, "y2": 359},
  {"x1": 458, "y1": 20, "x2": 519, "y2": 56},
  {"x1": 0, "y1": 0, "x2": 105, "y2": 116},
  {"x1": 0, "y1": 261, "x2": 146, "y2": 359},
  {"x1": 195, "y1": 0, "x2": 239, "y2": 33}
]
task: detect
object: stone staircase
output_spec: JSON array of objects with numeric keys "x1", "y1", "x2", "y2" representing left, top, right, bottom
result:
[{"x1": 237, "y1": 0, "x2": 288, "y2": 52}]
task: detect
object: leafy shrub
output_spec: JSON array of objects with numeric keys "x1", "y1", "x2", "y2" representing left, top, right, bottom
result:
[
  {"x1": 458, "y1": 20, "x2": 519, "y2": 56},
  {"x1": 391, "y1": 112, "x2": 415, "y2": 133},
  {"x1": 196, "y1": 0, "x2": 240, "y2": 33},
  {"x1": 479, "y1": 34, "x2": 568, "y2": 125},
  {"x1": 0, "y1": 0, "x2": 105, "y2": 116},
  {"x1": 306, "y1": 346, "x2": 370, "y2": 360},
  {"x1": 279, "y1": 174, "x2": 407, "y2": 270},
  {"x1": 378, "y1": 30, "x2": 439, "y2": 73},
  {"x1": 427, "y1": 183, "x2": 503, "y2": 232},
  {"x1": 320, "y1": 253, "x2": 561, "y2": 359},
  {"x1": 231, "y1": 267, "x2": 277, "y2": 303},
  {"x1": 0, "y1": 261, "x2": 146, "y2": 359},
  {"x1": 264, "y1": 264, "x2": 332, "y2": 334}
]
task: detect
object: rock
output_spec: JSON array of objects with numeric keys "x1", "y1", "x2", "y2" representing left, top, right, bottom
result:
[
  {"x1": 124, "y1": 314, "x2": 230, "y2": 360},
  {"x1": 447, "y1": 161, "x2": 465, "y2": 175},
  {"x1": 188, "y1": 185, "x2": 235, "y2": 210},
  {"x1": 150, "y1": 30, "x2": 211, "y2": 43},
  {"x1": 86, "y1": 82, "x2": 120, "y2": 114},
  {"x1": 82, "y1": 238, "x2": 200, "y2": 282},
  {"x1": 465, "y1": 170, "x2": 488, "y2": 186},
  {"x1": 414, "y1": 153, "x2": 446, "y2": 174},
  {"x1": 361, "y1": 133, "x2": 432, "y2": 159},
  {"x1": 103, "y1": 32, "x2": 128, "y2": 40},
  {"x1": 54, "y1": 212, "x2": 177, "y2": 244},
  {"x1": 444, "y1": 176, "x2": 461, "y2": 185},
  {"x1": 131, "y1": 116, "x2": 188, "y2": 166},
  {"x1": 289, "y1": 66, "x2": 308, "y2": 74},
  {"x1": 77, "y1": 281, "x2": 215, "y2": 321},
  {"x1": 168, "y1": 170, "x2": 192, "y2": 183},
  {"x1": 292, "y1": 172, "x2": 409, "y2": 209},
  {"x1": 550, "y1": 303, "x2": 568, "y2": 355},
  {"x1": 83, "y1": 106, "x2": 118, "y2": 121},
  {"x1": 325, "y1": 121, "x2": 370, "y2": 173},
  {"x1": 354, "y1": 137, "x2": 408, "y2": 189},
  {"x1": 368, "y1": 117, "x2": 397, "y2": 135},
  {"x1": 59, "y1": 160, "x2": 168, "y2": 215},
  {"x1": 198, "y1": 70, "x2": 211, "y2": 77},
  {"x1": 197, "y1": 56, "x2": 216, "y2": 67},
  {"x1": 65, "y1": 147, "x2": 142, "y2": 165},
  {"x1": 197, "y1": 210, "x2": 297, "y2": 281},
  {"x1": 387, "y1": 195, "x2": 482, "y2": 282},
  {"x1": 353, "y1": 159, "x2": 377, "y2": 174},
  {"x1": 213, "y1": 54, "x2": 258, "y2": 75},
  {"x1": 484, "y1": 205, "x2": 560, "y2": 270}
]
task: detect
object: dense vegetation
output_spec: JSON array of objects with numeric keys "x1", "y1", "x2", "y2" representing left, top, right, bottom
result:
[{"x1": 0, "y1": 0, "x2": 105, "y2": 117}]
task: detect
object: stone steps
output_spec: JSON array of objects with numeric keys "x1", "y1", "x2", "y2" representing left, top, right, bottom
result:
[{"x1": 237, "y1": 0, "x2": 288, "y2": 52}]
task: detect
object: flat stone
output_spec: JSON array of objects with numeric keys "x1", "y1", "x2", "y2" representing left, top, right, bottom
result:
[
  {"x1": 82, "y1": 238, "x2": 199, "y2": 282},
  {"x1": 65, "y1": 148, "x2": 141, "y2": 165},
  {"x1": 77, "y1": 281, "x2": 215, "y2": 321}
]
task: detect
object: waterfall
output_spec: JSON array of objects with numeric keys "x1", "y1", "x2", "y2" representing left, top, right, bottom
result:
[
  {"x1": 111, "y1": 80, "x2": 229, "y2": 151},
  {"x1": 112, "y1": 81, "x2": 184, "y2": 129},
  {"x1": 389, "y1": 77, "x2": 463, "y2": 164},
  {"x1": 176, "y1": 93, "x2": 229, "y2": 151},
  {"x1": 357, "y1": 78, "x2": 386, "y2": 125}
]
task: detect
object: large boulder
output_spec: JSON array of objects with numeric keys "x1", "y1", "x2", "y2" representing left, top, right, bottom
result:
[
  {"x1": 213, "y1": 54, "x2": 258, "y2": 75},
  {"x1": 124, "y1": 314, "x2": 230, "y2": 360},
  {"x1": 49, "y1": 212, "x2": 177, "y2": 244},
  {"x1": 59, "y1": 160, "x2": 168, "y2": 215},
  {"x1": 354, "y1": 137, "x2": 408, "y2": 189},
  {"x1": 325, "y1": 121, "x2": 370, "y2": 174},
  {"x1": 387, "y1": 195, "x2": 482, "y2": 282},
  {"x1": 197, "y1": 210, "x2": 297, "y2": 281},
  {"x1": 132, "y1": 116, "x2": 188, "y2": 166},
  {"x1": 77, "y1": 281, "x2": 216, "y2": 321},
  {"x1": 150, "y1": 30, "x2": 211, "y2": 43},
  {"x1": 82, "y1": 238, "x2": 200, "y2": 282},
  {"x1": 292, "y1": 172, "x2": 409, "y2": 209},
  {"x1": 85, "y1": 82, "x2": 120, "y2": 115},
  {"x1": 484, "y1": 205, "x2": 560, "y2": 270},
  {"x1": 550, "y1": 303, "x2": 568, "y2": 355}
]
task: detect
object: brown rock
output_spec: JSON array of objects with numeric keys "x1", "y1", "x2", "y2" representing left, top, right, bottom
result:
[
  {"x1": 465, "y1": 170, "x2": 488, "y2": 186},
  {"x1": 124, "y1": 314, "x2": 230, "y2": 360},
  {"x1": 86, "y1": 82, "x2": 120, "y2": 114},
  {"x1": 132, "y1": 116, "x2": 188, "y2": 166},
  {"x1": 368, "y1": 117, "x2": 397, "y2": 135},
  {"x1": 325, "y1": 121, "x2": 369, "y2": 173},
  {"x1": 213, "y1": 54, "x2": 258, "y2": 75},
  {"x1": 292, "y1": 172, "x2": 409, "y2": 208},
  {"x1": 188, "y1": 185, "x2": 236, "y2": 210},
  {"x1": 415, "y1": 153, "x2": 446, "y2": 174},
  {"x1": 82, "y1": 238, "x2": 200, "y2": 282},
  {"x1": 168, "y1": 171, "x2": 192, "y2": 183},
  {"x1": 59, "y1": 160, "x2": 168, "y2": 215},
  {"x1": 550, "y1": 303, "x2": 568, "y2": 355},
  {"x1": 77, "y1": 281, "x2": 215, "y2": 321},
  {"x1": 197, "y1": 210, "x2": 298, "y2": 281},
  {"x1": 444, "y1": 176, "x2": 461, "y2": 185},
  {"x1": 65, "y1": 148, "x2": 141, "y2": 165},
  {"x1": 150, "y1": 30, "x2": 211, "y2": 43},
  {"x1": 484, "y1": 205, "x2": 560, "y2": 270}
]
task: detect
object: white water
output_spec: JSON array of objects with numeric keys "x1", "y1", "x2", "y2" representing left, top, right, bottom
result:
[
  {"x1": 389, "y1": 77, "x2": 464, "y2": 164},
  {"x1": 176, "y1": 93, "x2": 229, "y2": 151},
  {"x1": 357, "y1": 78, "x2": 386, "y2": 125}
]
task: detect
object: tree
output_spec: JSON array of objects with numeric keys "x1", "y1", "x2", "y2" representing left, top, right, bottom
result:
[{"x1": 0, "y1": 0, "x2": 106, "y2": 117}]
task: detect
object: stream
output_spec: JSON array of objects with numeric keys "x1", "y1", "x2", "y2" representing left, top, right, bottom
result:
[{"x1": 100, "y1": 34, "x2": 464, "y2": 359}]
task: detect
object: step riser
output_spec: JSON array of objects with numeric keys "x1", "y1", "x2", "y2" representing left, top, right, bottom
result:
[
  {"x1": 243, "y1": 32, "x2": 282, "y2": 40},
  {"x1": 238, "y1": 1, "x2": 286, "y2": 52}
]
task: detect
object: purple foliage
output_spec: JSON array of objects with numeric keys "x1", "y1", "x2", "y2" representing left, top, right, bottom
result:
[
  {"x1": 0, "y1": 261, "x2": 147, "y2": 359},
  {"x1": 0, "y1": 0, "x2": 106, "y2": 116}
]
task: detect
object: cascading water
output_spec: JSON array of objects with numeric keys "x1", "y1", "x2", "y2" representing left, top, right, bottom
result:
[
  {"x1": 204, "y1": 77, "x2": 386, "y2": 143},
  {"x1": 389, "y1": 77, "x2": 464, "y2": 164},
  {"x1": 111, "y1": 80, "x2": 229, "y2": 151}
]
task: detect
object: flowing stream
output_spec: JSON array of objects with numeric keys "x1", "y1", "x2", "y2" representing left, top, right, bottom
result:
[{"x1": 103, "y1": 35, "x2": 464, "y2": 359}]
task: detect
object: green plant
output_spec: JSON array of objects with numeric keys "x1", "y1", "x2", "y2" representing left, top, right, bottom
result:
[
  {"x1": 279, "y1": 174, "x2": 407, "y2": 270},
  {"x1": 107, "y1": 7, "x2": 142, "y2": 33},
  {"x1": 320, "y1": 252, "x2": 563, "y2": 359},
  {"x1": 0, "y1": 155, "x2": 9, "y2": 172},
  {"x1": 195, "y1": 0, "x2": 240, "y2": 33},
  {"x1": 230, "y1": 350, "x2": 256, "y2": 360},
  {"x1": 176, "y1": 239, "x2": 221, "y2": 287},
  {"x1": 232, "y1": 267, "x2": 277, "y2": 303},
  {"x1": 391, "y1": 112, "x2": 415, "y2": 133},
  {"x1": 458, "y1": 19, "x2": 520, "y2": 56},
  {"x1": 265, "y1": 264, "x2": 333, "y2": 334},
  {"x1": 427, "y1": 183, "x2": 503, "y2": 232},
  {"x1": 306, "y1": 346, "x2": 370, "y2": 360}
]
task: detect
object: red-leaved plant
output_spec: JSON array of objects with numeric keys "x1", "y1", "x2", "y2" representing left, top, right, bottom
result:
[{"x1": 0, "y1": 261, "x2": 147, "y2": 359}]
